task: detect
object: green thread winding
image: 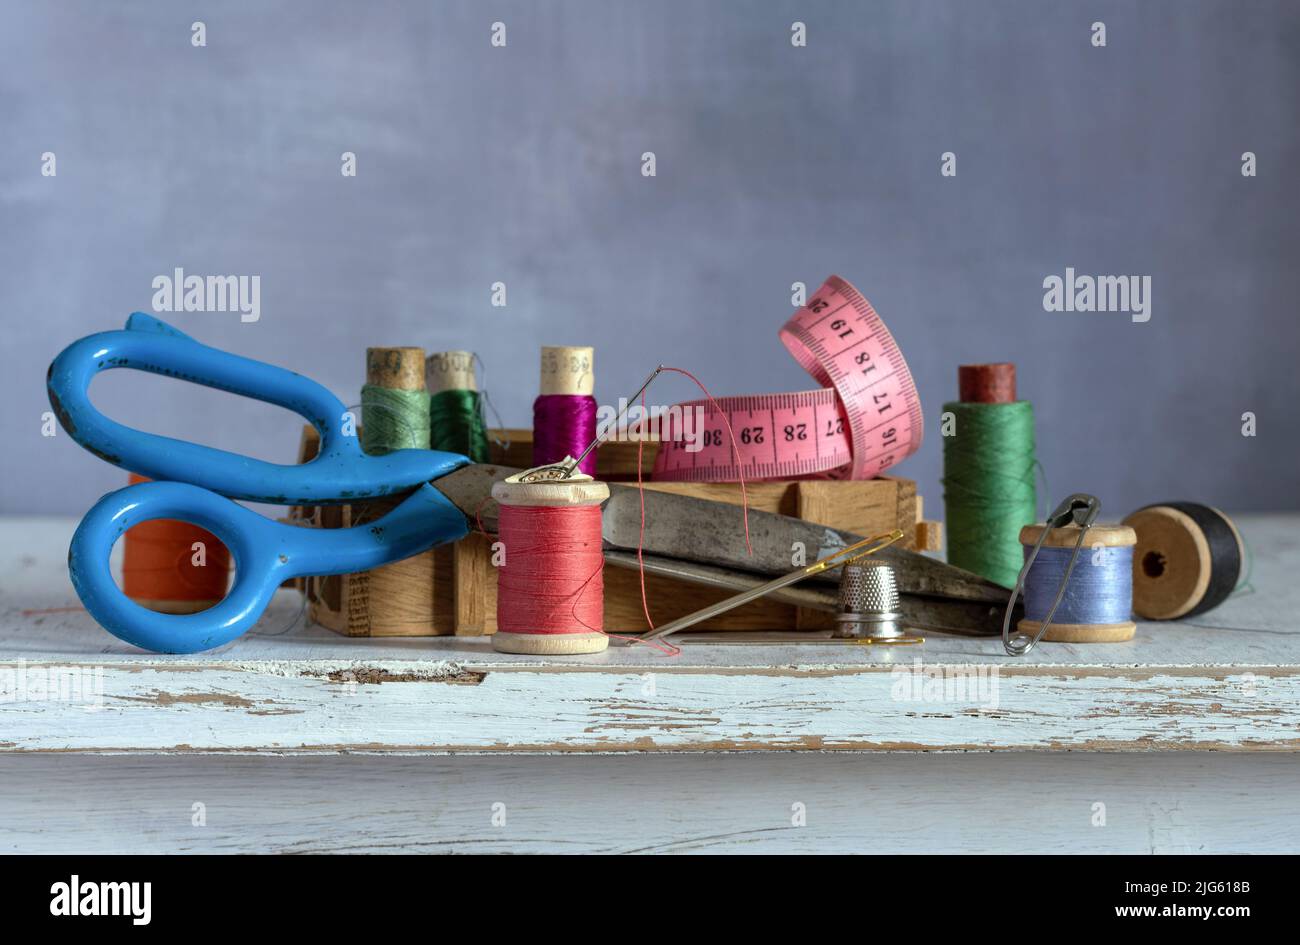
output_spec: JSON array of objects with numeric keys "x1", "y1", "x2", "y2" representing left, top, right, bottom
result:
[
  {"x1": 361, "y1": 385, "x2": 431, "y2": 454},
  {"x1": 429, "y1": 388, "x2": 491, "y2": 462},
  {"x1": 941, "y1": 401, "x2": 1038, "y2": 588}
]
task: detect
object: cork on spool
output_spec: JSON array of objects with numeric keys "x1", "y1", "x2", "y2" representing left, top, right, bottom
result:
[
  {"x1": 366, "y1": 347, "x2": 426, "y2": 391},
  {"x1": 491, "y1": 472, "x2": 609, "y2": 655},
  {"x1": 958, "y1": 363, "x2": 1017, "y2": 404},
  {"x1": 1122, "y1": 503, "x2": 1244, "y2": 620},
  {"x1": 426, "y1": 350, "x2": 477, "y2": 393},
  {"x1": 1016, "y1": 523, "x2": 1138, "y2": 644},
  {"x1": 539, "y1": 346, "x2": 594, "y2": 396}
]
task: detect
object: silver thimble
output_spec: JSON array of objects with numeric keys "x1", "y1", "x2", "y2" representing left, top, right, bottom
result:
[{"x1": 833, "y1": 563, "x2": 905, "y2": 639}]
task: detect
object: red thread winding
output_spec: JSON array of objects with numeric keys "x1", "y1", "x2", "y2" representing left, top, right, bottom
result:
[{"x1": 496, "y1": 505, "x2": 604, "y2": 635}]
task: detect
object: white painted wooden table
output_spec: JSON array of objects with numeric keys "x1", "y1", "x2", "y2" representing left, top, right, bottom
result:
[{"x1": 2, "y1": 516, "x2": 1297, "y2": 853}]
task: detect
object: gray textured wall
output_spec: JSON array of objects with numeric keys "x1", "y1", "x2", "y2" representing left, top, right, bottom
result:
[{"x1": 2, "y1": 0, "x2": 1298, "y2": 518}]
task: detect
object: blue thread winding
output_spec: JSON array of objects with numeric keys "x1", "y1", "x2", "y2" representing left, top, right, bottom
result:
[{"x1": 1022, "y1": 544, "x2": 1132, "y2": 624}]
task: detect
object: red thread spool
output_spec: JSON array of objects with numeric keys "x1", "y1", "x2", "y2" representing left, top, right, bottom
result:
[
  {"x1": 492, "y1": 473, "x2": 609, "y2": 655},
  {"x1": 958, "y1": 363, "x2": 1017, "y2": 405},
  {"x1": 121, "y1": 474, "x2": 232, "y2": 613}
]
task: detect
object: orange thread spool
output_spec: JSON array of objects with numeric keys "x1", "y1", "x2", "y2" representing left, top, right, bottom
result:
[
  {"x1": 491, "y1": 473, "x2": 609, "y2": 655},
  {"x1": 121, "y1": 474, "x2": 232, "y2": 613}
]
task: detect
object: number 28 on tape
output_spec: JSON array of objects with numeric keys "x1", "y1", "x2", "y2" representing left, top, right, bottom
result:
[{"x1": 653, "y1": 275, "x2": 923, "y2": 482}]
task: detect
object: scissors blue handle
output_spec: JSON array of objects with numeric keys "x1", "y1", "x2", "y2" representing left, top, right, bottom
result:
[
  {"x1": 70, "y1": 479, "x2": 467, "y2": 653},
  {"x1": 48, "y1": 312, "x2": 457, "y2": 503},
  {"x1": 48, "y1": 313, "x2": 475, "y2": 653}
]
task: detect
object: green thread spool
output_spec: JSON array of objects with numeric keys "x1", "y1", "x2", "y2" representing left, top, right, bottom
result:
[
  {"x1": 429, "y1": 389, "x2": 490, "y2": 461},
  {"x1": 426, "y1": 350, "x2": 490, "y2": 462},
  {"x1": 362, "y1": 347, "x2": 430, "y2": 454},
  {"x1": 942, "y1": 363, "x2": 1037, "y2": 588}
]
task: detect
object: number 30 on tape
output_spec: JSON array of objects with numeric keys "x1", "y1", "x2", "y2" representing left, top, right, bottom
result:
[{"x1": 653, "y1": 275, "x2": 923, "y2": 482}]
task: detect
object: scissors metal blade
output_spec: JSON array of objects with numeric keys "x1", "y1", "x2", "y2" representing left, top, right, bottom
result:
[
  {"x1": 600, "y1": 487, "x2": 1009, "y2": 604},
  {"x1": 425, "y1": 464, "x2": 522, "y2": 533}
]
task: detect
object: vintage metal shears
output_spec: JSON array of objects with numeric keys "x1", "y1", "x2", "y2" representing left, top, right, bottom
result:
[
  {"x1": 47, "y1": 313, "x2": 513, "y2": 654},
  {"x1": 1001, "y1": 493, "x2": 1100, "y2": 656}
]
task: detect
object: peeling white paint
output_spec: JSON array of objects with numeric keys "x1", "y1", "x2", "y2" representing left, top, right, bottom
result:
[{"x1": 1, "y1": 661, "x2": 1296, "y2": 753}]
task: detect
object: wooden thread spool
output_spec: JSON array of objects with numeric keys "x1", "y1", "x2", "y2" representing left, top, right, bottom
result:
[
  {"x1": 534, "y1": 346, "x2": 598, "y2": 476},
  {"x1": 943, "y1": 362, "x2": 1036, "y2": 588},
  {"x1": 1122, "y1": 503, "x2": 1243, "y2": 620},
  {"x1": 1017, "y1": 523, "x2": 1138, "y2": 644},
  {"x1": 426, "y1": 350, "x2": 477, "y2": 393},
  {"x1": 122, "y1": 473, "x2": 232, "y2": 613},
  {"x1": 491, "y1": 472, "x2": 609, "y2": 655},
  {"x1": 426, "y1": 349, "x2": 491, "y2": 463},
  {"x1": 539, "y1": 345, "x2": 594, "y2": 396},
  {"x1": 358, "y1": 346, "x2": 436, "y2": 632},
  {"x1": 361, "y1": 346, "x2": 429, "y2": 457}
]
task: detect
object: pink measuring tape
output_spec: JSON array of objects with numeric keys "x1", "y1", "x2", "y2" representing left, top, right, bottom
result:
[{"x1": 653, "y1": 275, "x2": 923, "y2": 481}]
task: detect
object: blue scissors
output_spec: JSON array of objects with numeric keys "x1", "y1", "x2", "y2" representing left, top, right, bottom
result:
[{"x1": 48, "y1": 313, "x2": 513, "y2": 654}]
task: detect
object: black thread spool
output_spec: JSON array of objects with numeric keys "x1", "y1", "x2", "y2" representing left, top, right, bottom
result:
[{"x1": 1121, "y1": 503, "x2": 1243, "y2": 620}]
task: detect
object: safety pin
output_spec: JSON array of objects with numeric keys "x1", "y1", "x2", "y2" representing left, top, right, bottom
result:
[{"x1": 1001, "y1": 493, "x2": 1101, "y2": 657}]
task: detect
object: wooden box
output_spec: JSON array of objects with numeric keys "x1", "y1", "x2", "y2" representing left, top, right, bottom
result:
[
  {"x1": 291, "y1": 427, "x2": 453, "y2": 636},
  {"x1": 292, "y1": 427, "x2": 940, "y2": 636}
]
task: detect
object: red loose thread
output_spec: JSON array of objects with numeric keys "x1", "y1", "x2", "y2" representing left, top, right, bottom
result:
[{"x1": 634, "y1": 366, "x2": 751, "y2": 655}]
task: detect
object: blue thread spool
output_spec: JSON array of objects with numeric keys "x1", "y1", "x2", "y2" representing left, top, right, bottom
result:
[{"x1": 1017, "y1": 523, "x2": 1138, "y2": 644}]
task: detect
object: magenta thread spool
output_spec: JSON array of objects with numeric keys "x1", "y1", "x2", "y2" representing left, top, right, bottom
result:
[{"x1": 533, "y1": 345, "x2": 598, "y2": 476}]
